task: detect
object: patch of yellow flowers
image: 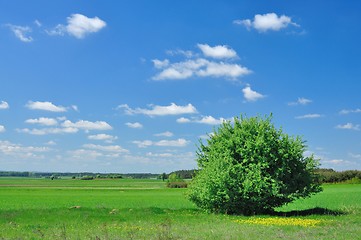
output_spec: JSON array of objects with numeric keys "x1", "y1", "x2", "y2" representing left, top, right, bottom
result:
[{"x1": 235, "y1": 217, "x2": 327, "y2": 227}]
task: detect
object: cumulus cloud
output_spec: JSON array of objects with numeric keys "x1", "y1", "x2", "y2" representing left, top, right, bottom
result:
[
  {"x1": 0, "y1": 101, "x2": 9, "y2": 110},
  {"x1": 197, "y1": 116, "x2": 226, "y2": 125},
  {"x1": 295, "y1": 114, "x2": 323, "y2": 119},
  {"x1": 152, "y1": 44, "x2": 250, "y2": 81},
  {"x1": 152, "y1": 59, "x2": 170, "y2": 69},
  {"x1": 88, "y1": 134, "x2": 118, "y2": 143},
  {"x1": 197, "y1": 44, "x2": 237, "y2": 59},
  {"x1": 46, "y1": 13, "x2": 106, "y2": 39},
  {"x1": 154, "y1": 131, "x2": 174, "y2": 137},
  {"x1": 153, "y1": 58, "x2": 250, "y2": 81},
  {"x1": 234, "y1": 13, "x2": 299, "y2": 32},
  {"x1": 125, "y1": 122, "x2": 143, "y2": 129},
  {"x1": 335, "y1": 123, "x2": 360, "y2": 131},
  {"x1": 176, "y1": 117, "x2": 191, "y2": 123},
  {"x1": 6, "y1": 24, "x2": 33, "y2": 42},
  {"x1": 118, "y1": 103, "x2": 197, "y2": 116},
  {"x1": 19, "y1": 118, "x2": 112, "y2": 135},
  {"x1": 25, "y1": 117, "x2": 58, "y2": 126},
  {"x1": 62, "y1": 120, "x2": 112, "y2": 131},
  {"x1": 0, "y1": 125, "x2": 5, "y2": 133},
  {"x1": 288, "y1": 97, "x2": 312, "y2": 106},
  {"x1": 26, "y1": 101, "x2": 67, "y2": 112},
  {"x1": 242, "y1": 85, "x2": 265, "y2": 102},
  {"x1": 132, "y1": 138, "x2": 189, "y2": 148},
  {"x1": 17, "y1": 127, "x2": 79, "y2": 135}
]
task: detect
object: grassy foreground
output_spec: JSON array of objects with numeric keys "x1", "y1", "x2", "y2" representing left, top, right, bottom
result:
[{"x1": 0, "y1": 178, "x2": 360, "y2": 239}]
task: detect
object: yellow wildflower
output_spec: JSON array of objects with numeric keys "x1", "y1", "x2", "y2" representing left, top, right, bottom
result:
[{"x1": 235, "y1": 217, "x2": 327, "y2": 227}]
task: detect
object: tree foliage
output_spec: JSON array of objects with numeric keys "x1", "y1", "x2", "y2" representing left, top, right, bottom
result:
[{"x1": 188, "y1": 115, "x2": 322, "y2": 215}]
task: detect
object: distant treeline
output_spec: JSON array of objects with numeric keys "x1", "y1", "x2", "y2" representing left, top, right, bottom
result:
[
  {"x1": 316, "y1": 169, "x2": 361, "y2": 183},
  {"x1": 0, "y1": 171, "x2": 160, "y2": 179},
  {"x1": 1, "y1": 169, "x2": 360, "y2": 183}
]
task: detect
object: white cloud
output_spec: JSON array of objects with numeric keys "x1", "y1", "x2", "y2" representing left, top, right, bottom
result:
[
  {"x1": 45, "y1": 141, "x2": 57, "y2": 146},
  {"x1": 0, "y1": 140, "x2": 50, "y2": 158},
  {"x1": 176, "y1": 117, "x2": 191, "y2": 123},
  {"x1": 335, "y1": 123, "x2": 360, "y2": 131},
  {"x1": 235, "y1": 13, "x2": 299, "y2": 32},
  {"x1": 242, "y1": 85, "x2": 265, "y2": 102},
  {"x1": 47, "y1": 14, "x2": 106, "y2": 39},
  {"x1": 132, "y1": 138, "x2": 189, "y2": 148},
  {"x1": 0, "y1": 125, "x2": 5, "y2": 133},
  {"x1": 62, "y1": 120, "x2": 112, "y2": 131},
  {"x1": 295, "y1": 114, "x2": 323, "y2": 119},
  {"x1": 25, "y1": 117, "x2": 58, "y2": 126},
  {"x1": 197, "y1": 44, "x2": 237, "y2": 59},
  {"x1": 176, "y1": 116, "x2": 226, "y2": 125},
  {"x1": 6, "y1": 24, "x2": 33, "y2": 42},
  {"x1": 125, "y1": 122, "x2": 143, "y2": 129},
  {"x1": 0, "y1": 101, "x2": 9, "y2": 110},
  {"x1": 26, "y1": 101, "x2": 67, "y2": 112},
  {"x1": 88, "y1": 134, "x2": 118, "y2": 143},
  {"x1": 288, "y1": 97, "x2": 312, "y2": 106},
  {"x1": 132, "y1": 140, "x2": 153, "y2": 148},
  {"x1": 17, "y1": 127, "x2": 79, "y2": 135},
  {"x1": 152, "y1": 44, "x2": 250, "y2": 81},
  {"x1": 66, "y1": 14, "x2": 106, "y2": 38},
  {"x1": 83, "y1": 144, "x2": 128, "y2": 153},
  {"x1": 339, "y1": 108, "x2": 361, "y2": 115},
  {"x1": 118, "y1": 103, "x2": 197, "y2": 116},
  {"x1": 45, "y1": 24, "x2": 66, "y2": 36},
  {"x1": 153, "y1": 58, "x2": 251, "y2": 81},
  {"x1": 196, "y1": 116, "x2": 226, "y2": 125},
  {"x1": 154, "y1": 131, "x2": 174, "y2": 137},
  {"x1": 155, "y1": 139, "x2": 189, "y2": 147},
  {"x1": 152, "y1": 59, "x2": 170, "y2": 69},
  {"x1": 197, "y1": 61, "x2": 250, "y2": 79}
]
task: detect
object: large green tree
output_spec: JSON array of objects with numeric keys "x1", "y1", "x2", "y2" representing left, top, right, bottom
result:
[{"x1": 188, "y1": 115, "x2": 322, "y2": 215}]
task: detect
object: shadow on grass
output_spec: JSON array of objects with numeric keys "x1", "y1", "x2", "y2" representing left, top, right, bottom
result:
[{"x1": 271, "y1": 207, "x2": 345, "y2": 217}]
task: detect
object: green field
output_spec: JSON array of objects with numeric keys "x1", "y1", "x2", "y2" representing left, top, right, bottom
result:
[{"x1": 1, "y1": 178, "x2": 360, "y2": 239}]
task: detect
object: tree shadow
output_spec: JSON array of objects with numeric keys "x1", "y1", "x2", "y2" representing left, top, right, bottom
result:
[{"x1": 270, "y1": 207, "x2": 345, "y2": 217}]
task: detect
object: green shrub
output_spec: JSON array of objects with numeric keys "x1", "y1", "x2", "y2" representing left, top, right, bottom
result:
[
  {"x1": 343, "y1": 177, "x2": 361, "y2": 184},
  {"x1": 188, "y1": 114, "x2": 322, "y2": 215},
  {"x1": 166, "y1": 173, "x2": 187, "y2": 188},
  {"x1": 80, "y1": 176, "x2": 94, "y2": 180},
  {"x1": 167, "y1": 182, "x2": 188, "y2": 188}
]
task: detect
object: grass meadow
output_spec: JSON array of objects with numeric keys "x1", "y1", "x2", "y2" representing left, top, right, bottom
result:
[{"x1": 1, "y1": 178, "x2": 361, "y2": 239}]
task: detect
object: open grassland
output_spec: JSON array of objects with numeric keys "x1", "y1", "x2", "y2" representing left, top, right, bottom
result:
[{"x1": 1, "y1": 178, "x2": 361, "y2": 239}]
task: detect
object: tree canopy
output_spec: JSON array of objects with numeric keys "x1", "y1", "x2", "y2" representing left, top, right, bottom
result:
[{"x1": 188, "y1": 115, "x2": 322, "y2": 215}]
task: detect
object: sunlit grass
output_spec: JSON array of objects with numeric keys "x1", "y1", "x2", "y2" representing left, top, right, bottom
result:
[{"x1": 1, "y1": 178, "x2": 361, "y2": 239}]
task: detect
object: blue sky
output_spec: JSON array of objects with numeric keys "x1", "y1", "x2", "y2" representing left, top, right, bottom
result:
[{"x1": 0, "y1": 1, "x2": 360, "y2": 173}]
